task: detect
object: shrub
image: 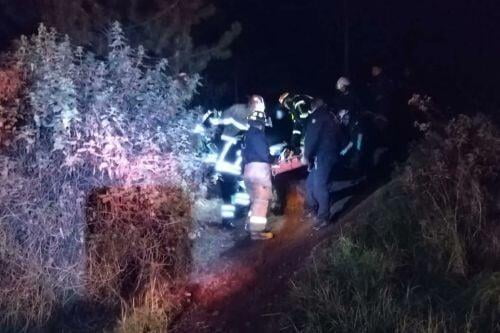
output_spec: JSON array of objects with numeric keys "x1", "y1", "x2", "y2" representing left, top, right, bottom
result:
[
  {"x1": 0, "y1": 23, "x2": 203, "y2": 331},
  {"x1": 288, "y1": 109, "x2": 500, "y2": 332}
]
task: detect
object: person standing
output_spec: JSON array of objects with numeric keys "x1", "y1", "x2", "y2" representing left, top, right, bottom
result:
[
  {"x1": 209, "y1": 103, "x2": 252, "y2": 229},
  {"x1": 302, "y1": 99, "x2": 342, "y2": 230},
  {"x1": 242, "y1": 95, "x2": 274, "y2": 240},
  {"x1": 367, "y1": 64, "x2": 395, "y2": 118},
  {"x1": 332, "y1": 77, "x2": 362, "y2": 117}
]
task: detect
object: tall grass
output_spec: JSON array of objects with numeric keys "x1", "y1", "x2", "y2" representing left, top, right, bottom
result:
[{"x1": 288, "y1": 113, "x2": 500, "y2": 332}]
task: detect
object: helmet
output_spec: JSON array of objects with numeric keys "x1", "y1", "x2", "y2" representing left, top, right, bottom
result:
[
  {"x1": 249, "y1": 95, "x2": 265, "y2": 112},
  {"x1": 336, "y1": 77, "x2": 351, "y2": 92},
  {"x1": 248, "y1": 95, "x2": 266, "y2": 123},
  {"x1": 279, "y1": 92, "x2": 290, "y2": 106}
]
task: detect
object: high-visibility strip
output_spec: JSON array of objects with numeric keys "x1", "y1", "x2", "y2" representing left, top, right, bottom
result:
[
  {"x1": 299, "y1": 113, "x2": 309, "y2": 119},
  {"x1": 221, "y1": 204, "x2": 236, "y2": 218},
  {"x1": 230, "y1": 118, "x2": 249, "y2": 131},
  {"x1": 234, "y1": 192, "x2": 250, "y2": 201},
  {"x1": 233, "y1": 193, "x2": 250, "y2": 206},
  {"x1": 209, "y1": 117, "x2": 221, "y2": 126},
  {"x1": 357, "y1": 134, "x2": 363, "y2": 151},
  {"x1": 221, "y1": 211, "x2": 235, "y2": 218},
  {"x1": 202, "y1": 110, "x2": 214, "y2": 123},
  {"x1": 221, "y1": 135, "x2": 238, "y2": 144},
  {"x1": 294, "y1": 100, "x2": 306, "y2": 109},
  {"x1": 234, "y1": 154, "x2": 243, "y2": 168},
  {"x1": 215, "y1": 161, "x2": 242, "y2": 175},
  {"x1": 340, "y1": 142, "x2": 354, "y2": 156},
  {"x1": 211, "y1": 117, "x2": 249, "y2": 131},
  {"x1": 193, "y1": 124, "x2": 205, "y2": 134},
  {"x1": 217, "y1": 141, "x2": 233, "y2": 164},
  {"x1": 249, "y1": 216, "x2": 267, "y2": 225},
  {"x1": 292, "y1": 129, "x2": 302, "y2": 135},
  {"x1": 221, "y1": 204, "x2": 236, "y2": 211}
]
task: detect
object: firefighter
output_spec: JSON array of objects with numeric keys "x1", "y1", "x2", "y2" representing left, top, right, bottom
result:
[
  {"x1": 270, "y1": 93, "x2": 313, "y2": 215},
  {"x1": 209, "y1": 103, "x2": 252, "y2": 229},
  {"x1": 302, "y1": 98, "x2": 342, "y2": 230},
  {"x1": 278, "y1": 92, "x2": 314, "y2": 153},
  {"x1": 242, "y1": 95, "x2": 274, "y2": 240}
]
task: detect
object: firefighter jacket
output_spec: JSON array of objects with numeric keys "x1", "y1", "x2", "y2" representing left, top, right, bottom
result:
[
  {"x1": 220, "y1": 104, "x2": 251, "y2": 137},
  {"x1": 243, "y1": 124, "x2": 272, "y2": 165},
  {"x1": 282, "y1": 94, "x2": 313, "y2": 151},
  {"x1": 304, "y1": 106, "x2": 342, "y2": 165}
]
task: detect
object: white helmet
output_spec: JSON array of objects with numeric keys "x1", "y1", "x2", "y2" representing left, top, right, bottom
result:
[
  {"x1": 248, "y1": 95, "x2": 267, "y2": 123},
  {"x1": 249, "y1": 95, "x2": 265, "y2": 112},
  {"x1": 336, "y1": 77, "x2": 351, "y2": 92}
]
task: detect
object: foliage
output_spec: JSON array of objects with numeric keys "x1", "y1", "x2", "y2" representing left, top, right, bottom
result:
[
  {"x1": 288, "y1": 109, "x2": 500, "y2": 332},
  {"x1": 36, "y1": 0, "x2": 242, "y2": 74},
  {"x1": 0, "y1": 23, "x2": 203, "y2": 331}
]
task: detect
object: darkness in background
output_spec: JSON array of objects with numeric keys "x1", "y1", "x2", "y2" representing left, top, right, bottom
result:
[
  {"x1": 207, "y1": 0, "x2": 500, "y2": 112},
  {"x1": 1, "y1": 0, "x2": 499, "y2": 112}
]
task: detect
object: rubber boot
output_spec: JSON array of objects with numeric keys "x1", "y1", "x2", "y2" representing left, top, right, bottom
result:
[{"x1": 250, "y1": 231, "x2": 274, "y2": 240}]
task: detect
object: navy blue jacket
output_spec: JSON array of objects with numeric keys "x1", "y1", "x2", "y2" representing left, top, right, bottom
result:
[
  {"x1": 304, "y1": 106, "x2": 342, "y2": 164},
  {"x1": 332, "y1": 91, "x2": 362, "y2": 116},
  {"x1": 243, "y1": 125, "x2": 271, "y2": 165}
]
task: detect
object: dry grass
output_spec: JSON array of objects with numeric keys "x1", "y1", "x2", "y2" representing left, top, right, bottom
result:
[
  {"x1": 0, "y1": 169, "x2": 195, "y2": 332},
  {"x1": 287, "y1": 109, "x2": 500, "y2": 332}
]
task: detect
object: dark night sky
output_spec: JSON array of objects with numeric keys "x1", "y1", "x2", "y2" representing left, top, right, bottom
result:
[
  {"x1": 1, "y1": 0, "x2": 500, "y2": 111},
  {"x1": 209, "y1": 0, "x2": 500, "y2": 111}
]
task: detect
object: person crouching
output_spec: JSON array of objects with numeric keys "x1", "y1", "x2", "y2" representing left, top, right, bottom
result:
[{"x1": 242, "y1": 95, "x2": 274, "y2": 240}]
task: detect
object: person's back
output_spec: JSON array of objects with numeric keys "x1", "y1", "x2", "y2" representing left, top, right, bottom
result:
[
  {"x1": 303, "y1": 100, "x2": 342, "y2": 229},
  {"x1": 243, "y1": 125, "x2": 271, "y2": 165},
  {"x1": 304, "y1": 104, "x2": 341, "y2": 164},
  {"x1": 242, "y1": 95, "x2": 274, "y2": 240}
]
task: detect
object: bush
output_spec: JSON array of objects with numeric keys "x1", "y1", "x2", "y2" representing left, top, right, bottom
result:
[
  {"x1": 288, "y1": 111, "x2": 500, "y2": 332},
  {"x1": 0, "y1": 23, "x2": 203, "y2": 331}
]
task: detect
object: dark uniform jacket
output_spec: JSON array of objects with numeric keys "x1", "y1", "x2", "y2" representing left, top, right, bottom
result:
[
  {"x1": 243, "y1": 124, "x2": 271, "y2": 165},
  {"x1": 367, "y1": 74, "x2": 395, "y2": 117},
  {"x1": 332, "y1": 91, "x2": 362, "y2": 116},
  {"x1": 304, "y1": 106, "x2": 342, "y2": 165}
]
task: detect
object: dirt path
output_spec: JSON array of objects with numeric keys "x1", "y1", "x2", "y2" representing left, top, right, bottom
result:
[{"x1": 172, "y1": 180, "x2": 362, "y2": 332}]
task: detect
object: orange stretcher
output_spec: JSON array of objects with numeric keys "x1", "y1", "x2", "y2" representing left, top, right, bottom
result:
[{"x1": 271, "y1": 155, "x2": 307, "y2": 176}]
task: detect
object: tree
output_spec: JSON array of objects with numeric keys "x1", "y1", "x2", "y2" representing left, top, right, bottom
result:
[{"x1": 36, "y1": 0, "x2": 242, "y2": 74}]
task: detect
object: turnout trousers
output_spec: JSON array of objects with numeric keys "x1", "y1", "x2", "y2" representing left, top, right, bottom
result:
[{"x1": 243, "y1": 162, "x2": 272, "y2": 232}]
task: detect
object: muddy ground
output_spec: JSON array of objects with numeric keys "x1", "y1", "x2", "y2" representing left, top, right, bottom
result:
[{"x1": 172, "y1": 178, "x2": 370, "y2": 333}]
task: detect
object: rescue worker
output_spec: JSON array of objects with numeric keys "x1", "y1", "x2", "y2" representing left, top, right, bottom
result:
[
  {"x1": 278, "y1": 93, "x2": 314, "y2": 153},
  {"x1": 338, "y1": 109, "x2": 371, "y2": 177},
  {"x1": 332, "y1": 77, "x2": 362, "y2": 117},
  {"x1": 367, "y1": 64, "x2": 395, "y2": 118},
  {"x1": 302, "y1": 98, "x2": 342, "y2": 230},
  {"x1": 271, "y1": 93, "x2": 313, "y2": 215},
  {"x1": 209, "y1": 103, "x2": 252, "y2": 229},
  {"x1": 242, "y1": 95, "x2": 274, "y2": 240}
]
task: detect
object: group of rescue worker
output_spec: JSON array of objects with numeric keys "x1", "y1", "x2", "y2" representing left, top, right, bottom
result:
[{"x1": 196, "y1": 63, "x2": 407, "y2": 241}]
